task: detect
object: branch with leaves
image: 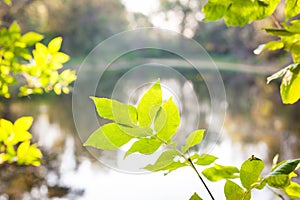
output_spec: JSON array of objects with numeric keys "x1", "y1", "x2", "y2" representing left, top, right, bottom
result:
[
  {"x1": 84, "y1": 80, "x2": 300, "y2": 199},
  {"x1": 0, "y1": 22, "x2": 76, "y2": 98},
  {"x1": 202, "y1": 0, "x2": 300, "y2": 104},
  {"x1": 0, "y1": 117, "x2": 42, "y2": 166}
]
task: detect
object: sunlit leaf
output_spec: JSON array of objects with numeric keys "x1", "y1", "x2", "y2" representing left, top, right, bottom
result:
[
  {"x1": 0, "y1": 118, "x2": 13, "y2": 136},
  {"x1": 254, "y1": 41, "x2": 284, "y2": 55},
  {"x1": 280, "y1": 66, "x2": 300, "y2": 104},
  {"x1": 84, "y1": 123, "x2": 133, "y2": 150},
  {"x1": 156, "y1": 97, "x2": 180, "y2": 141},
  {"x1": 91, "y1": 97, "x2": 137, "y2": 126},
  {"x1": 224, "y1": 180, "x2": 250, "y2": 200},
  {"x1": 267, "y1": 64, "x2": 298, "y2": 84},
  {"x1": 181, "y1": 129, "x2": 205, "y2": 153},
  {"x1": 285, "y1": 0, "x2": 300, "y2": 20},
  {"x1": 202, "y1": 164, "x2": 239, "y2": 182},
  {"x1": 3, "y1": 0, "x2": 11, "y2": 5},
  {"x1": 117, "y1": 125, "x2": 152, "y2": 137},
  {"x1": 203, "y1": 0, "x2": 280, "y2": 26},
  {"x1": 52, "y1": 52, "x2": 70, "y2": 64},
  {"x1": 48, "y1": 37, "x2": 63, "y2": 53},
  {"x1": 270, "y1": 158, "x2": 300, "y2": 176},
  {"x1": 20, "y1": 32, "x2": 44, "y2": 46},
  {"x1": 266, "y1": 174, "x2": 290, "y2": 188},
  {"x1": 9, "y1": 21, "x2": 20, "y2": 33},
  {"x1": 202, "y1": 1, "x2": 229, "y2": 21},
  {"x1": 240, "y1": 157, "x2": 264, "y2": 189},
  {"x1": 14, "y1": 116, "x2": 33, "y2": 131},
  {"x1": 190, "y1": 153, "x2": 217, "y2": 166},
  {"x1": 189, "y1": 192, "x2": 203, "y2": 200},
  {"x1": 161, "y1": 161, "x2": 188, "y2": 175},
  {"x1": 284, "y1": 182, "x2": 300, "y2": 198},
  {"x1": 125, "y1": 138, "x2": 162, "y2": 158},
  {"x1": 137, "y1": 79, "x2": 162, "y2": 127},
  {"x1": 265, "y1": 28, "x2": 294, "y2": 36},
  {"x1": 144, "y1": 149, "x2": 181, "y2": 172},
  {"x1": 17, "y1": 141, "x2": 42, "y2": 166}
]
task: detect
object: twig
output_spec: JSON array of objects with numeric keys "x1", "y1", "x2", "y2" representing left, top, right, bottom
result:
[
  {"x1": 153, "y1": 134, "x2": 215, "y2": 200},
  {"x1": 187, "y1": 157, "x2": 215, "y2": 200},
  {"x1": 270, "y1": 14, "x2": 283, "y2": 29},
  {"x1": 267, "y1": 186, "x2": 285, "y2": 200}
]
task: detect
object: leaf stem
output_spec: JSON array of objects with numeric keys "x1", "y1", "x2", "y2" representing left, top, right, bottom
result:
[
  {"x1": 153, "y1": 135, "x2": 215, "y2": 199},
  {"x1": 186, "y1": 156, "x2": 215, "y2": 200},
  {"x1": 267, "y1": 187, "x2": 285, "y2": 200},
  {"x1": 270, "y1": 14, "x2": 282, "y2": 29}
]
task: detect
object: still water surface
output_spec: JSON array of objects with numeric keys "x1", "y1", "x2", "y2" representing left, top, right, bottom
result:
[{"x1": 1, "y1": 68, "x2": 299, "y2": 200}]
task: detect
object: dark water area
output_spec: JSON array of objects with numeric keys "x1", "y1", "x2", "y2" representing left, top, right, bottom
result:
[{"x1": 0, "y1": 68, "x2": 299, "y2": 200}]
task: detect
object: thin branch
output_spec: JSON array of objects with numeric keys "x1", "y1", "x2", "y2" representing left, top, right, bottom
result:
[
  {"x1": 270, "y1": 14, "x2": 283, "y2": 29},
  {"x1": 186, "y1": 156, "x2": 215, "y2": 200},
  {"x1": 267, "y1": 187, "x2": 285, "y2": 200},
  {"x1": 153, "y1": 134, "x2": 215, "y2": 200}
]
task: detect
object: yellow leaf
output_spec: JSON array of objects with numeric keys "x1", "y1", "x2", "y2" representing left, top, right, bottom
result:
[
  {"x1": 14, "y1": 116, "x2": 33, "y2": 131},
  {"x1": 48, "y1": 37, "x2": 62, "y2": 53}
]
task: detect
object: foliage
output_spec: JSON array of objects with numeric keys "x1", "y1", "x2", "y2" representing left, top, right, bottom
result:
[
  {"x1": 0, "y1": 0, "x2": 76, "y2": 169},
  {"x1": 202, "y1": 0, "x2": 300, "y2": 104},
  {"x1": 0, "y1": 21, "x2": 76, "y2": 98},
  {"x1": 0, "y1": 117, "x2": 42, "y2": 166},
  {"x1": 85, "y1": 81, "x2": 300, "y2": 199}
]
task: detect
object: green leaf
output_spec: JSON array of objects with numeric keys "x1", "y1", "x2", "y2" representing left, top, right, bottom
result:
[
  {"x1": 20, "y1": 32, "x2": 44, "y2": 46},
  {"x1": 267, "y1": 64, "x2": 299, "y2": 84},
  {"x1": 285, "y1": 0, "x2": 300, "y2": 20},
  {"x1": 202, "y1": 1, "x2": 229, "y2": 21},
  {"x1": 91, "y1": 97, "x2": 137, "y2": 126},
  {"x1": 125, "y1": 138, "x2": 162, "y2": 158},
  {"x1": 3, "y1": 0, "x2": 11, "y2": 5},
  {"x1": 266, "y1": 174, "x2": 290, "y2": 188},
  {"x1": 84, "y1": 123, "x2": 133, "y2": 150},
  {"x1": 284, "y1": 182, "x2": 300, "y2": 198},
  {"x1": 254, "y1": 41, "x2": 284, "y2": 55},
  {"x1": 265, "y1": 28, "x2": 294, "y2": 36},
  {"x1": 203, "y1": 0, "x2": 280, "y2": 26},
  {"x1": 189, "y1": 192, "x2": 203, "y2": 200},
  {"x1": 240, "y1": 157, "x2": 265, "y2": 189},
  {"x1": 270, "y1": 158, "x2": 300, "y2": 176},
  {"x1": 117, "y1": 125, "x2": 152, "y2": 137},
  {"x1": 181, "y1": 129, "x2": 205, "y2": 153},
  {"x1": 137, "y1": 79, "x2": 162, "y2": 127},
  {"x1": 14, "y1": 116, "x2": 33, "y2": 131},
  {"x1": 0, "y1": 119, "x2": 13, "y2": 142},
  {"x1": 144, "y1": 149, "x2": 181, "y2": 172},
  {"x1": 52, "y1": 52, "x2": 70, "y2": 63},
  {"x1": 156, "y1": 97, "x2": 180, "y2": 141},
  {"x1": 17, "y1": 141, "x2": 42, "y2": 166},
  {"x1": 161, "y1": 161, "x2": 188, "y2": 174},
  {"x1": 48, "y1": 37, "x2": 63, "y2": 53},
  {"x1": 190, "y1": 153, "x2": 217, "y2": 166},
  {"x1": 224, "y1": 180, "x2": 250, "y2": 200},
  {"x1": 280, "y1": 65, "x2": 300, "y2": 104},
  {"x1": 9, "y1": 21, "x2": 20, "y2": 33},
  {"x1": 202, "y1": 164, "x2": 239, "y2": 182}
]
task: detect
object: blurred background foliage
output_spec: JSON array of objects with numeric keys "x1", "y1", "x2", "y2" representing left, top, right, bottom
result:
[
  {"x1": 0, "y1": 0, "x2": 128, "y2": 57},
  {"x1": 0, "y1": 0, "x2": 291, "y2": 62}
]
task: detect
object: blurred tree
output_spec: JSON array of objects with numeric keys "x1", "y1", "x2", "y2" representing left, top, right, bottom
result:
[{"x1": 0, "y1": 0, "x2": 128, "y2": 56}]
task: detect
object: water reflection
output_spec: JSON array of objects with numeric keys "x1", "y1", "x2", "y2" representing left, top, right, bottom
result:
[{"x1": 0, "y1": 70, "x2": 299, "y2": 199}]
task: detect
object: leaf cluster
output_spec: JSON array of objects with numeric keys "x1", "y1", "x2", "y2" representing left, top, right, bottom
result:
[
  {"x1": 85, "y1": 81, "x2": 300, "y2": 199},
  {"x1": 0, "y1": 22, "x2": 76, "y2": 98},
  {"x1": 203, "y1": 0, "x2": 300, "y2": 104},
  {"x1": 203, "y1": 156, "x2": 300, "y2": 199},
  {"x1": 0, "y1": 117, "x2": 42, "y2": 166}
]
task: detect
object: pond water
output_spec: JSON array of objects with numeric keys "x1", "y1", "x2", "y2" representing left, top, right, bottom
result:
[{"x1": 0, "y1": 67, "x2": 299, "y2": 200}]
